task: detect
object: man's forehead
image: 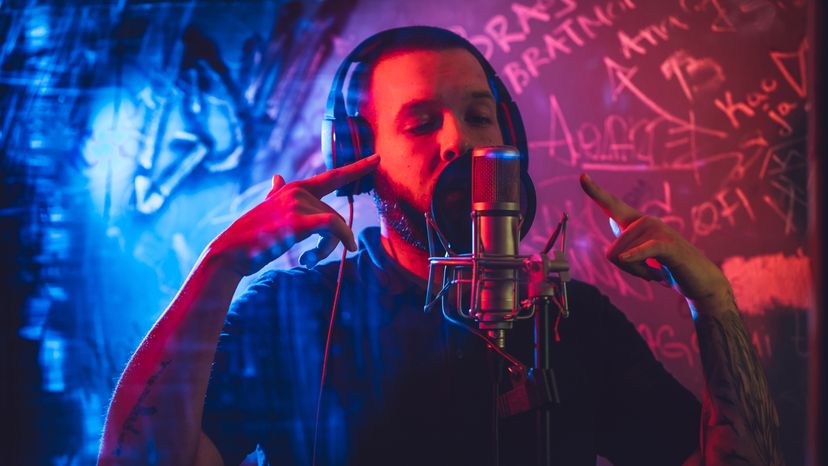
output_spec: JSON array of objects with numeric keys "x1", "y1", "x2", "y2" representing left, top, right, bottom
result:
[{"x1": 369, "y1": 48, "x2": 493, "y2": 102}]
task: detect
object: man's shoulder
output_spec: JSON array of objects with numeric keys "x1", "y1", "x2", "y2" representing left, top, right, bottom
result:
[
  {"x1": 566, "y1": 279, "x2": 609, "y2": 303},
  {"x1": 558, "y1": 279, "x2": 644, "y2": 340},
  {"x1": 243, "y1": 265, "x2": 328, "y2": 294},
  {"x1": 229, "y1": 251, "x2": 372, "y2": 312},
  {"x1": 228, "y1": 265, "x2": 332, "y2": 315},
  {"x1": 565, "y1": 279, "x2": 616, "y2": 319},
  {"x1": 245, "y1": 251, "x2": 367, "y2": 291}
]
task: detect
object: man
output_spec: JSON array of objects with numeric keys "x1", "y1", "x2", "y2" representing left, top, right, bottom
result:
[{"x1": 99, "y1": 26, "x2": 783, "y2": 465}]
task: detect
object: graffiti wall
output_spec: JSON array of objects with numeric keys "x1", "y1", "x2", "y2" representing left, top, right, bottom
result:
[{"x1": 1, "y1": 0, "x2": 809, "y2": 464}]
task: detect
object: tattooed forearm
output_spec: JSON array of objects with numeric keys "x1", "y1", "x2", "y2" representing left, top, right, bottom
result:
[
  {"x1": 694, "y1": 294, "x2": 784, "y2": 466},
  {"x1": 112, "y1": 359, "x2": 172, "y2": 457}
]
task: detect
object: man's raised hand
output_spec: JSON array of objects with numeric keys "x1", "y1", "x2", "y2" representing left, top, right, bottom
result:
[
  {"x1": 579, "y1": 173, "x2": 733, "y2": 313},
  {"x1": 208, "y1": 154, "x2": 380, "y2": 276}
]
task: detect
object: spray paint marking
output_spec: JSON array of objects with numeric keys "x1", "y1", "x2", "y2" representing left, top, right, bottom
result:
[{"x1": 721, "y1": 250, "x2": 811, "y2": 315}]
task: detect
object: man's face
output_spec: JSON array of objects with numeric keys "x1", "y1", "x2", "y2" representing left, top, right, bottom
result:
[{"x1": 366, "y1": 48, "x2": 504, "y2": 250}]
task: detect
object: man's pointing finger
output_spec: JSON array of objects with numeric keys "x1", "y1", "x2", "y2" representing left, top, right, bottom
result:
[
  {"x1": 298, "y1": 154, "x2": 380, "y2": 198},
  {"x1": 579, "y1": 173, "x2": 641, "y2": 228}
]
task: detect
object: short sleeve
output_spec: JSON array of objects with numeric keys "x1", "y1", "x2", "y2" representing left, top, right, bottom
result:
[
  {"x1": 201, "y1": 270, "x2": 293, "y2": 465},
  {"x1": 591, "y1": 290, "x2": 701, "y2": 465}
]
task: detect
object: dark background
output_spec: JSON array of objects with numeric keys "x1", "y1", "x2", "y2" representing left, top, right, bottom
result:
[{"x1": 0, "y1": 0, "x2": 811, "y2": 464}]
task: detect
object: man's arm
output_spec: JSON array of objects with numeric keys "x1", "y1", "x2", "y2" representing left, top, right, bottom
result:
[
  {"x1": 99, "y1": 256, "x2": 242, "y2": 465},
  {"x1": 98, "y1": 155, "x2": 377, "y2": 465},
  {"x1": 690, "y1": 289, "x2": 784, "y2": 465},
  {"x1": 579, "y1": 174, "x2": 784, "y2": 466}
]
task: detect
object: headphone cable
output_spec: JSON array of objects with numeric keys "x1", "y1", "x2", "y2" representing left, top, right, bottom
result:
[{"x1": 311, "y1": 194, "x2": 354, "y2": 466}]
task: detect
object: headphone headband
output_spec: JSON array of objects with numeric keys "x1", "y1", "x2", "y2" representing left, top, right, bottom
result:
[{"x1": 324, "y1": 26, "x2": 528, "y2": 161}]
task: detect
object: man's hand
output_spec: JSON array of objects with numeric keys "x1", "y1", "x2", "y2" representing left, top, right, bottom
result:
[
  {"x1": 101, "y1": 157, "x2": 379, "y2": 465},
  {"x1": 579, "y1": 173, "x2": 733, "y2": 314},
  {"x1": 580, "y1": 173, "x2": 785, "y2": 465},
  {"x1": 208, "y1": 154, "x2": 379, "y2": 276}
]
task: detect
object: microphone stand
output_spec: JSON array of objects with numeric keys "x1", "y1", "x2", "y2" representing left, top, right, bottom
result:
[
  {"x1": 424, "y1": 212, "x2": 571, "y2": 466},
  {"x1": 526, "y1": 214, "x2": 569, "y2": 465}
]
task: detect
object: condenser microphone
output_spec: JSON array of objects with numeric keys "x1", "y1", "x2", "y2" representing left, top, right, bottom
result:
[
  {"x1": 471, "y1": 145, "x2": 521, "y2": 348},
  {"x1": 428, "y1": 145, "x2": 536, "y2": 348}
]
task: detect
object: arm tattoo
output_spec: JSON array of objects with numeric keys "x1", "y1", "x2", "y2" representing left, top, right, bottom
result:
[
  {"x1": 112, "y1": 359, "x2": 173, "y2": 457},
  {"x1": 694, "y1": 293, "x2": 784, "y2": 466}
]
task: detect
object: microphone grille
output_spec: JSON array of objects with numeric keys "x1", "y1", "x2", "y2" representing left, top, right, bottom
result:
[{"x1": 472, "y1": 146, "x2": 520, "y2": 205}]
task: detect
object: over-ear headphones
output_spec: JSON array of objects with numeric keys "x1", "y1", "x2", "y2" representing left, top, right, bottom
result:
[{"x1": 321, "y1": 26, "x2": 535, "y2": 235}]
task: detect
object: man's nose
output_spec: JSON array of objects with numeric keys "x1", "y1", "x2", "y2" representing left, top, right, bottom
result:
[{"x1": 438, "y1": 113, "x2": 471, "y2": 162}]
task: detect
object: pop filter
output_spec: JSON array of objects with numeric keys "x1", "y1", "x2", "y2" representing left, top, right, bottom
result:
[{"x1": 430, "y1": 149, "x2": 536, "y2": 255}]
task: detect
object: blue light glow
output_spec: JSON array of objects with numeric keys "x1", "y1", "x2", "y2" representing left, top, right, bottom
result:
[{"x1": 40, "y1": 332, "x2": 66, "y2": 393}]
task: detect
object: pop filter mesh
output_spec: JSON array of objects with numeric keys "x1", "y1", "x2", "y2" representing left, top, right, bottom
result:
[{"x1": 431, "y1": 148, "x2": 536, "y2": 255}]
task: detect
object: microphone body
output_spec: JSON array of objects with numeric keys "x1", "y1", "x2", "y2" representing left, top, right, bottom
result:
[{"x1": 471, "y1": 146, "x2": 522, "y2": 347}]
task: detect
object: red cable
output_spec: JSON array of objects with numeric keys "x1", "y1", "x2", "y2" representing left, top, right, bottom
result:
[
  {"x1": 312, "y1": 195, "x2": 354, "y2": 466},
  {"x1": 553, "y1": 310, "x2": 562, "y2": 343}
]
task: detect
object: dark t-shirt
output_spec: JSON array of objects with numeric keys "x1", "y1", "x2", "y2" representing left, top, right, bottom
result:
[{"x1": 202, "y1": 227, "x2": 700, "y2": 465}]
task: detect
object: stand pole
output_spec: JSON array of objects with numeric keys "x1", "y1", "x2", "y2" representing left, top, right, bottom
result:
[
  {"x1": 492, "y1": 377, "x2": 500, "y2": 466},
  {"x1": 534, "y1": 296, "x2": 553, "y2": 466}
]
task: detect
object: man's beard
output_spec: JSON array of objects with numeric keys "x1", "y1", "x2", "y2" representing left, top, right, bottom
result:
[{"x1": 372, "y1": 172, "x2": 430, "y2": 252}]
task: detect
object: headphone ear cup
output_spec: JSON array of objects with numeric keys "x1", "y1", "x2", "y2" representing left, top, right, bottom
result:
[
  {"x1": 321, "y1": 117, "x2": 337, "y2": 171},
  {"x1": 498, "y1": 100, "x2": 529, "y2": 171},
  {"x1": 332, "y1": 115, "x2": 375, "y2": 196},
  {"x1": 349, "y1": 115, "x2": 374, "y2": 157},
  {"x1": 496, "y1": 102, "x2": 514, "y2": 147},
  {"x1": 519, "y1": 169, "x2": 536, "y2": 239},
  {"x1": 322, "y1": 116, "x2": 356, "y2": 169},
  {"x1": 492, "y1": 83, "x2": 534, "y2": 235}
]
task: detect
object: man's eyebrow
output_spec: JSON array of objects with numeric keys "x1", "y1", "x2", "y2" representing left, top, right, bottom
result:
[
  {"x1": 394, "y1": 99, "x2": 436, "y2": 126},
  {"x1": 469, "y1": 90, "x2": 495, "y2": 101},
  {"x1": 394, "y1": 91, "x2": 496, "y2": 125}
]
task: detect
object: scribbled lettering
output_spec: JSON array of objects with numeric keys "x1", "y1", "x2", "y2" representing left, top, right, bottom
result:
[
  {"x1": 637, "y1": 321, "x2": 776, "y2": 369},
  {"x1": 690, "y1": 187, "x2": 755, "y2": 240},
  {"x1": 540, "y1": 30, "x2": 570, "y2": 59},
  {"x1": 536, "y1": 94, "x2": 579, "y2": 166},
  {"x1": 532, "y1": 92, "x2": 730, "y2": 175},
  {"x1": 605, "y1": 56, "x2": 728, "y2": 139},
  {"x1": 503, "y1": 60, "x2": 532, "y2": 94},
  {"x1": 714, "y1": 91, "x2": 756, "y2": 129},
  {"x1": 537, "y1": 0, "x2": 578, "y2": 19},
  {"x1": 636, "y1": 181, "x2": 687, "y2": 232},
  {"x1": 520, "y1": 46, "x2": 550, "y2": 78},
  {"x1": 681, "y1": 0, "x2": 778, "y2": 33},
  {"x1": 763, "y1": 177, "x2": 805, "y2": 235},
  {"x1": 617, "y1": 15, "x2": 689, "y2": 59},
  {"x1": 511, "y1": 2, "x2": 552, "y2": 33},
  {"x1": 451, "y1": 0, "x2": 577, "y2": 61},
  {"x1": 495, "y1": 0, "x2": 638, "y2": 93},
  {"x1": 574, "y1": 7, "x2": 612, "y2": 39},
  {"x1": 770, "y1": 38, "x2": 808, "y2": 98},
  {"x1": 638, "y1": 323, "x2": 695, "y2": 367},
  {"x1": 661, "y1": 50, "x2": 725, "y2": 101},
  {"x1": 715, "y1": 80, "x2": 799, "y2": 136},
  {"x1": 754, "y1": 138, "x2": 807, "y2": 234},
  {"x1": 485, "y1": 14, "x2": 526, "y2": 53}
]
